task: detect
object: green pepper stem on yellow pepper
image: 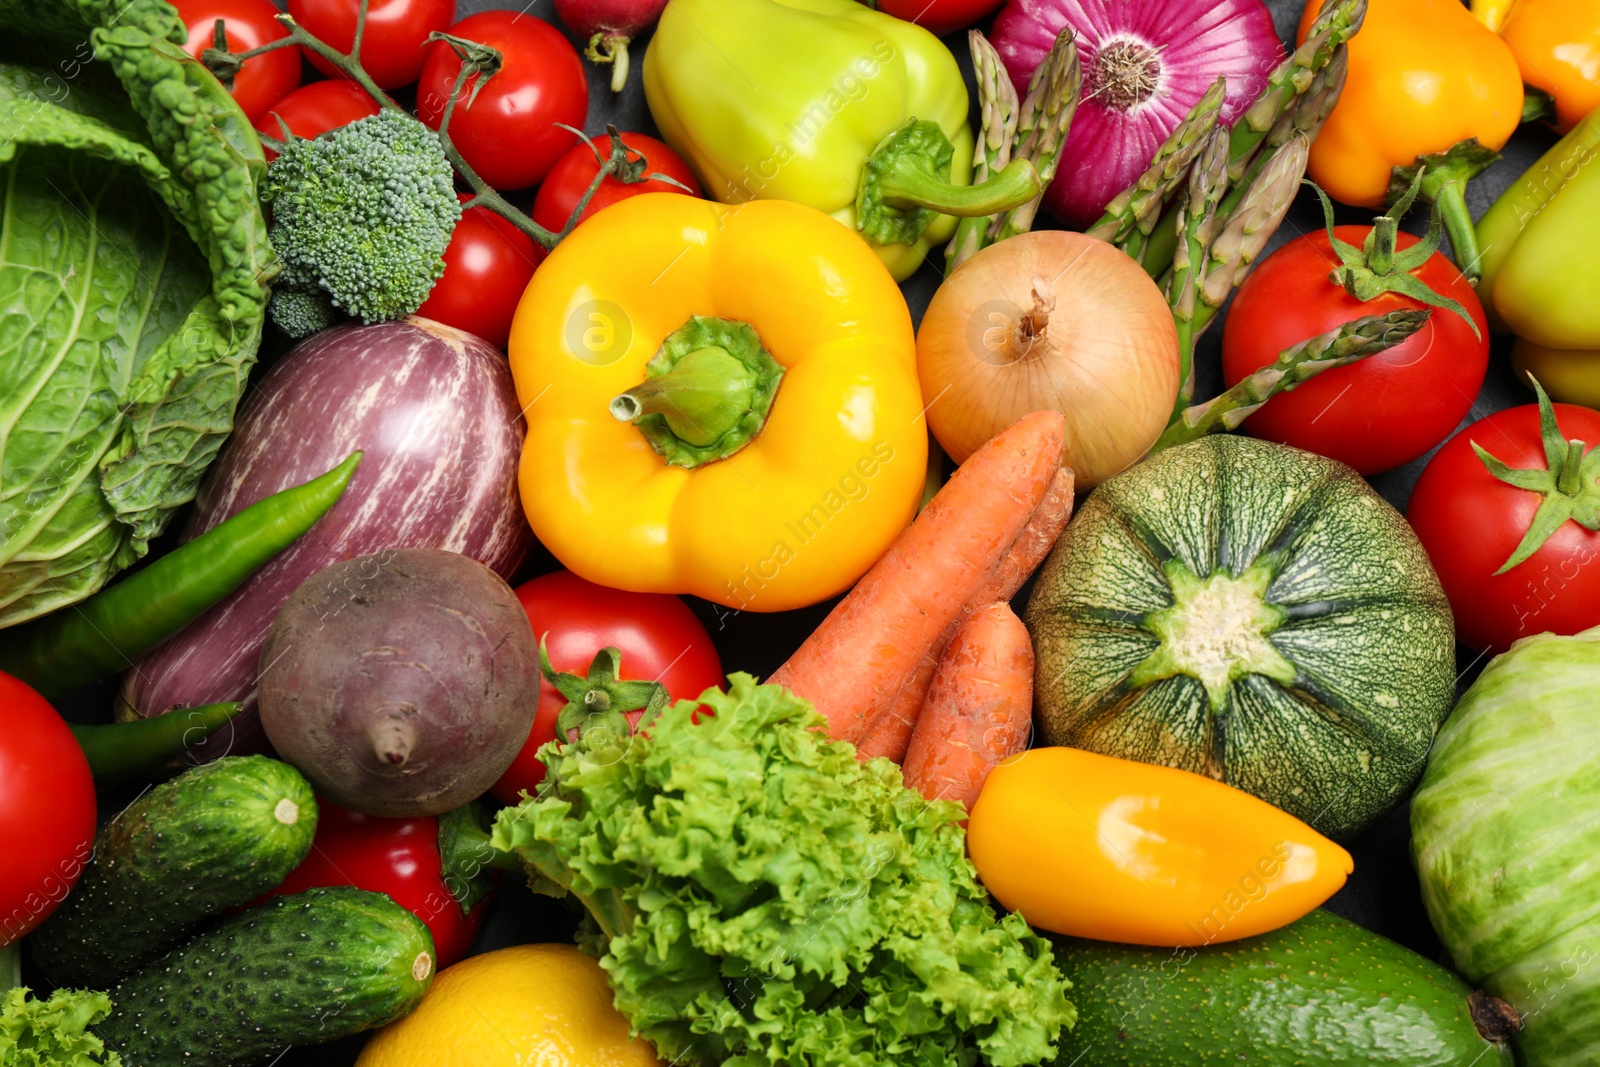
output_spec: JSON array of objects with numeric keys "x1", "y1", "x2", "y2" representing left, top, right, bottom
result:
[{"x1": 609, "y1": 316, "x2": 784, "y2": 466}]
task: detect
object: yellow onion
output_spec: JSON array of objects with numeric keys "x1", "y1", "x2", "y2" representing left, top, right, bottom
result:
[{"x1": 916, "y1": 230, "x2": 1178, "y2": 487}]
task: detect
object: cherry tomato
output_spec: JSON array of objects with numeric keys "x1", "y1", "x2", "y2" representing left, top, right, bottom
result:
[
  {"x1": 1408, "y1": 402, "x2": 1600, "y2": 654},
  {"x1": 287, "y1": 0, "x2": 456, "y2": 89},
  {"x1": 0, "y1": 672, "x2": 96, "y2": 946},
  {"x1": 253, "y1": 80, "x2": 381, "y2": 161},
  {"x1": 874, "y1": 0, "x2": 1004, "y2": 37},
  {"x1": 490, "y1": 571, "x2": 724, "y2": 803},
  {"x1": 1221, "y1": 226, "x2": 1489, "y2": 475},
  {"x1": 174, "y1": 0, "x2": 302, "y2": 122},
  {"x1": 261, "y1": 799, "x2": 489, "y2": 966},
  {"x1": 416, "y1": 195, "x2": 543, "y2": 349},
  {"x1": 532, "y1": 131, "x2": 702, "y2": 234},
  {"x1": 417, "y1": 11, "x2": 588, "y2": 190}
]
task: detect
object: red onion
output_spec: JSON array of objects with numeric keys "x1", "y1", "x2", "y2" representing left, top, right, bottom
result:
[
  {"x1": 991, "y1": 0, "x2": 1284, "y2": 229},
  {"x1": 121, "y1": 318, "x2": 532, "y2": 755}
]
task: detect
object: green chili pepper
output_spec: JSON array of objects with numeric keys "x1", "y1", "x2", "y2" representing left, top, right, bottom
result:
[
  {"x1": 0, "y1": 452, "x2": 361, "y2": 700},
  {"x1": 71, "y1": 702, "x2": 243, "y2": 787}
]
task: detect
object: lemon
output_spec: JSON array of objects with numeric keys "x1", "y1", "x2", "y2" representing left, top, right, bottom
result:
[{"x1": 356, "y1": 943, "x2": 661, "y2": 1067}]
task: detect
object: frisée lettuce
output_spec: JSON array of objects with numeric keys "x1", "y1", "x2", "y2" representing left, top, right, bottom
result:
[{"x1": 492, "y1": 672, "x2": 1076, "y2": 1067}]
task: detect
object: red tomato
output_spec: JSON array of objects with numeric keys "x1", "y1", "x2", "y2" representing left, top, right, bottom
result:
[
  {"x1": 0, "y1": 673, "x2": 96, "y2": 946},
  {"x1": 288, "y1": 0, "x2": 455, "y2": 88},
  {"x1": 874, "y1": 0, "x2": 1004, "y2": 36},
  {"x1": 417, "y1": 11, "x2": 588, "y2": 190},
  {"x1": 1221, "y1": 226, "x2": 1489, "y2": 475},
  {"x1": 174, "y1": 0, "x2": 302, "y2": 122},
  {"x1": 532, "y1": 131, "x2": 702, "y2": 234},
  {"x1": 490, "y1": 571, "x2": 724, "y2": 803},
  {"x1": 262, "y1": 799, "x2": 489, "y2": 966},
  {"x1": 416, "y1": 195, "x2": 543, "y2": 349},
  {"x1": 253, "y1": 80, "x2": 381, "y2": 160},
  {"x1": 1408, "y1": 402, "x2": 1600, "y2": 654}
]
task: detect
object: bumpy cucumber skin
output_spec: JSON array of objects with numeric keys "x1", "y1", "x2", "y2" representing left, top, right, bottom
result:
[
  {"x1": 96, "y1": 887, "x2": 435, "y2": 1067},
  {"x1": 1052, "y1": 909, "x2": 1516, "y2": 1066},
  {"x1": 31, "y1": 755, "x2": 317, "y2": 987}
]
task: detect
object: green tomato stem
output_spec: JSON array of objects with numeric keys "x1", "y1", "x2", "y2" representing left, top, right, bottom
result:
[{"x1": 1559, "y1": 438, "x2": 1586, "y2": 496}]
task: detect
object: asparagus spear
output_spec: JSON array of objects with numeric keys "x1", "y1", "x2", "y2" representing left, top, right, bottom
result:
[
  {"x1": 946, "y1": 31, "x2": 1021, "y2": 271},
  {"x1": 1137, "y1": 0, "x2": 1361, "y2": 278},
  {"x1": 1154, "y1": 310, "x2": 1430, "y2": 451},
  {"x1": 1197, "y1": 133, "x2": 1313, "y2": 330},
  {"x1": 1229, "y1": 0, "x2": 1367, "y2": 171},
  {"x1": 1085, "y1": 78, "x2": 1225, "y2": 258},
  {"x1": 1165, "y1": 128, "x2": 1231, "y2": 413},
  {"x1": 987, "y1": 28, "x2": 1081, "y2": 243}
]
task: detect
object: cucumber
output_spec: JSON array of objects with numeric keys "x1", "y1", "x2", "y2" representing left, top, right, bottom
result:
[
  {"x1": 31, "y1": 755, "x2": 317, "y2": 987},
  {"x1": 1051, "y1": 909, "x2": 1518, "y2": 1065},
  {"x1": 95, "y1": 887, "x2": 434, "y2": 1067}
]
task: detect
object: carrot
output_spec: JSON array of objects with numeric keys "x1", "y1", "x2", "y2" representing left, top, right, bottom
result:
[
  {"x1": 854, "y1": 467, "x2": 1075, "y2": 762},
  {"x1": 767, "y1": 410, "x2": 1065, "y2": 744},
  {"x1": 901, "y1": 601, "x2": 1034, "y2": 810}
]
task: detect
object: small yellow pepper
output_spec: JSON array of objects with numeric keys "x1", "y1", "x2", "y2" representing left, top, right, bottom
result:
[
  {"x1": 1474, "y1": 0, "x2": 1600, "y2": 133},
  {"x1": 508, "y1": 193, "x2": 927, "y2": 613},
  {"x1": 967, "y1": 747, "x2": 1353, "y2": 947},
  {"x1": 1298, "y1": 0, "x2": 1523, "y2": 277}
]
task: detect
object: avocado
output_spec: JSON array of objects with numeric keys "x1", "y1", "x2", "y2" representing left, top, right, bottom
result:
[{"x1": 1051, "y1": 909, "x2": 1517, "y2": 1065}]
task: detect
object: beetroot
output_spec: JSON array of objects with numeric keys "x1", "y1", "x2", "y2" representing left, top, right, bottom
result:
[
  {"x1": 259, "y1": 549, "x2": 539, "y2": 818},
  {"x1": 553, "y1": 0, "x2": 668, "y2": 91}
]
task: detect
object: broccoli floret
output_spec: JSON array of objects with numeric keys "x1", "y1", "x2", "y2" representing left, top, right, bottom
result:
[
  {"x1": 264, "y1": 109, "x2": 461, "y2": 325},
  {"x1": 267, "y1": 284, "x2": 338, "y2": 339}
]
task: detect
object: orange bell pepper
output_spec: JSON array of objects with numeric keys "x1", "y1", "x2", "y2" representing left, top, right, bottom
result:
[
  {"x1": 1298, "y1": 0, "x2": 1522, "y2": 279},
  {"x1": 967, "y1": 747, "x2": 1353, "y2": 947},
  {"x1": 1474, "y1": 0, "x2": 1600, "y2": 133}
]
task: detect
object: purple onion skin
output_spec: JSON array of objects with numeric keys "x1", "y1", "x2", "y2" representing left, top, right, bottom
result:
[
  {"x1": 121, "y1": 318, "x2": 533, "y2": 754},
  {"x1": 992, "y1": 0, "x2": 1284, "y2": 229}
]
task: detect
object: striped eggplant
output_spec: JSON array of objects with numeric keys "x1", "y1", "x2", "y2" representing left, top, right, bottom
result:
[{"x1": 119, "y1": 318, "x2": 533, "y2": 752}]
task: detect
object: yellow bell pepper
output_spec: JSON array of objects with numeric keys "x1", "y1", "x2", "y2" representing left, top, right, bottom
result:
[
  {"x1": 1474, "y1": 0, "x2": 1600, "y2": 133},
  {"x1": 967, "y1": 747, "x2": 1354, "y2": 947},
  {"x1": 508, "y1": 193, "x2": 927, "y2": 613},
  {"x1": 1298, "y1": 0, "x2": 1523, "y2": 278}
]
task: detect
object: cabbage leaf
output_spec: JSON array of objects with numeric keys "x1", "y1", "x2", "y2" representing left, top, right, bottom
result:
[
  {"x1": 0, "y1": 0, "x2": 271, "y2": 626},
  {"x1": 493, "y1": 673, "x2": 1075, "y2": 1067}
]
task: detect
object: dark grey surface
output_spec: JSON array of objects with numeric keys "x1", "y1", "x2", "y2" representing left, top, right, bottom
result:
[{"x1": 47, "y1": 1, "x2": 1561, "y2": 1062}]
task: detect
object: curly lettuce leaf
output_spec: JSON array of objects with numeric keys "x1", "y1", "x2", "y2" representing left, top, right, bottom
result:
[
  {"x1": 0, "y1": 0, "x2": 269, "y2": 626},
  {"x1": 0, "y1": 987, "x2": 121, "y2": 1066},
  {"x1": 493, "y1": 674, "x2": 1075, "y2": 1067}
]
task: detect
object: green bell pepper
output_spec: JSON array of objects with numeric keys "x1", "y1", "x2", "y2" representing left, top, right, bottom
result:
[
  {"x1": 1477, "y1": 105, "x2": 1600, "y2": 406},
  {"x1": 641, "y1": 0, "x2": 1042, "y2": 281}
]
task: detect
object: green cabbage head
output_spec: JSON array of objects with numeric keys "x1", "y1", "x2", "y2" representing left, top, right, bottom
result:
[
  {"x1": 0, "y1": 0, "x2": 271, "y2": 625},
  {"x1": 1412, "y1": 625, "x2": 1600, "y2": 1066}
]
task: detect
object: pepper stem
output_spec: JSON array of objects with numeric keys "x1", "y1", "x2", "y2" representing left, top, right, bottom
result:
[
  {"x1": 1386, "y1": 138, "x2": 1501, "y2": 284},
  {"x1": 876, "y1": 155, "x2": 1041, "y2": 217},
  {"x1": 612, "y1": 317, "x2": 785, "y2": 469},
  {"x1": 857, "y1": 118, "x2": 1041, "y2": 249}
]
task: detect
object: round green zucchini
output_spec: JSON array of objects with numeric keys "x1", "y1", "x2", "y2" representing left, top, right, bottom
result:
[{"x1": 1025, "y1": 435, "x2": 1455, "y2": 840}]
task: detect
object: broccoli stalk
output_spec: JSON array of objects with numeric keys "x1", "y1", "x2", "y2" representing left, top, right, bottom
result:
[{"x1": 203, "y1": 3, "x2": 689, "y2": 337}]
